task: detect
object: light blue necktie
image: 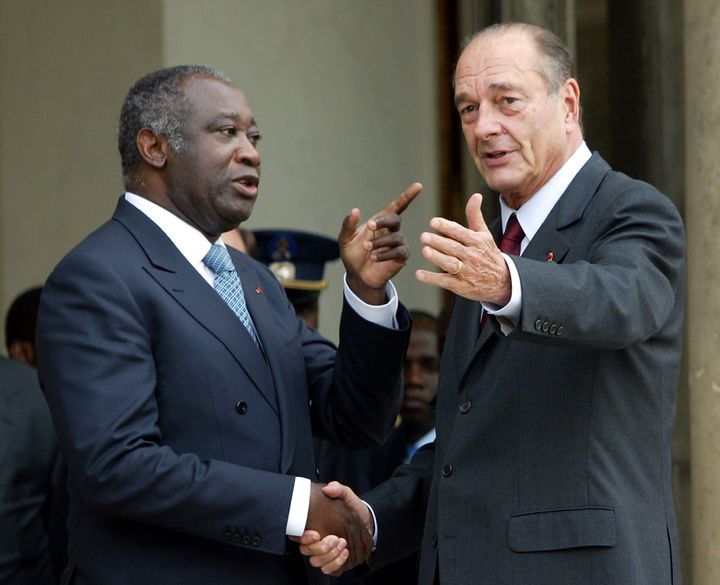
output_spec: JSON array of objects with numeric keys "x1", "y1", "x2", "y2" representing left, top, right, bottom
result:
[{"x1": 203, "y1": 243, "x2": 259, "y2": 345}]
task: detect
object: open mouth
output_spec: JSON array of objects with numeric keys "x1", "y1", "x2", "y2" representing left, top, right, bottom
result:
[
  {"x1": 236, "y1": 175, "x2": 259, "y2": 188},
  {"x1": 485, "y1": 150, "x2": 508, "y2": 159}
]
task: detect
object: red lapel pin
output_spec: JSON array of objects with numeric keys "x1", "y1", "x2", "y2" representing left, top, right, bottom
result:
[
  {"x1": 546, "y1": 252, "x2": 554, "y2": 262},
  {"x1": 256, "y1": 287, "x2": 263, "y2": 295}
]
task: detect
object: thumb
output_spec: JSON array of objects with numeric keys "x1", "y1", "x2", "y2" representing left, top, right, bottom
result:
[
  {"x1": 321, "y1": 481, "x2": 348, "y2": 499},
  {"x1": 338, "y1": 209, "x2": 361, "y2": 246},
  {"x1": 465, "y1": 193, "x2": 487, "y2": 233}
]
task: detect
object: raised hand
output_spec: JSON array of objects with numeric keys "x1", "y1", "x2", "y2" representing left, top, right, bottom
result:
[
  {"x1": 293, "y1": 482, "x2": 374, "y2": 576},
  {"x1": 416, "y1": 193, "x2": 512, "y2": 305},
  {"x1": 340, "y1": 182, "x2": 422, "y2": 304}
]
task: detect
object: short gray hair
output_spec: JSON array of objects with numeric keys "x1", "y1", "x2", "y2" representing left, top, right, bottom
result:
[
  {"x1": 118, "y1": 65, "x2": 229, "y2": 189},
  {"x1": 460, "y1": 23, "x2": 575, "y2": 95}
]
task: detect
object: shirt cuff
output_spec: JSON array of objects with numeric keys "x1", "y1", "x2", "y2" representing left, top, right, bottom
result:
[
  {"x1": 481, "y1": 253, "x2": 522, "y2": 335},
  {"x1": 363, "y1": 500, "x2": 379, "y2": 550},
  {"x1": 285, "y1": 476, "x2": 311, "y2": 536},
  {"x1": 343, "y1": 274, "x2": 399, "y2": 330}
]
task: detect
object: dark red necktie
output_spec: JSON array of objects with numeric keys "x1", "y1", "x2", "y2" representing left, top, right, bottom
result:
[
  {"x1": 481, "y1": 214, "x2": 525, "y2": 328},
  {"x1": 499, "y1": 213, "x2": 524, "y2": 256}
]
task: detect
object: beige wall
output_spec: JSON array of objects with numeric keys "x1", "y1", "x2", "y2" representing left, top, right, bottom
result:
[
  {"x1": 0, "y1": 0, "x2": 439, "y2": 345},
  {"x1": 0, "y1": 0, "x2": 163, "y2": 346}
]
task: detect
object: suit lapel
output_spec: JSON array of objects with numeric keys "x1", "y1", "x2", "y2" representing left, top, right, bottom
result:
[{"x1": 112, "y1": 199, "x2": 279, "y2": 413}]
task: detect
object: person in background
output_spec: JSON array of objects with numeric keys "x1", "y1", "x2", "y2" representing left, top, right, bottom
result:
[
  {"x1": 2, "y1": 287, "x2": 67, "y2": 584},
  {"x1": 301, "y1": 22, "x2": 685, "y2": 585},
  {"x1": 35, "y1": 65, "x2": 421, "y2": 585},
  {"x1": 254, "y1": 229, "x2": 341, "y2": 330},
  {"x1": 4, "y1": 286, "x2": 42, "y2": 366},
  {"x1": 254, "y1": 231, "x2": 443, "y2": 585},
  {"x1": 317, "y1": 310, "x2": 442, "y2": 585}
]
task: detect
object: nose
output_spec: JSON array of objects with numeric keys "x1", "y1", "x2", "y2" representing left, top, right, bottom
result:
[
  {"x1": 472, "y1": 103, "x2": 503, "y2": 142},
  {"x1": 234, "y1": 136, "x2": 261, "y2": 168},
  {"x1": 404, "y1": 360, "x2": 424, "y2": 386}
]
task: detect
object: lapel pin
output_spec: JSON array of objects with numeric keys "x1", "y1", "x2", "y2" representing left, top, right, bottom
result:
[
  {"x1": 546, "y1": 252, "x2": 554, "y2": 262},
  {"x1": 255, "y1": 287, "x2": 263, "y2": 295}
]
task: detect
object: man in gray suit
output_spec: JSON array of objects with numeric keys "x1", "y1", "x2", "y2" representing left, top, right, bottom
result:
[{"x1": 299, "y1": 22, "x2": 685, "y2": 585}]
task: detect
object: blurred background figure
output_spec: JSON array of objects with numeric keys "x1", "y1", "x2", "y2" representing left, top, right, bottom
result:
[
  {"x1": 4, "y1": 286, "x2": 42, "y2": 366},
  {"x1": 2, "y1": 286, "x2": 67, "y2": 584},
  {"x1": 315, "y1": 310, "x2": 443, "y2": 585},
  {"x1": 254, "y1": 229, "x2": 340, "y2": 330},
  {"x1": 223, "y1": 226, "x2": 258, "y2": 258}
]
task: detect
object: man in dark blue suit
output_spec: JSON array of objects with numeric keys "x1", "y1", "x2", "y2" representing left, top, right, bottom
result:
[{"x1": 36, "y1": 65, "x2": 420, "y2": 585}]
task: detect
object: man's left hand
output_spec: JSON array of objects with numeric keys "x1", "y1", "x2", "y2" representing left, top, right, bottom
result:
[{"x1": 340, "y1": 182, "x2": 422, "y2": 305}]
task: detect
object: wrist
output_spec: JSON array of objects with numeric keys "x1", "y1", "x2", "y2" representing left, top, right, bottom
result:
[{"x1": 346, "y1": 274, "x2": 387, "y2": 305}]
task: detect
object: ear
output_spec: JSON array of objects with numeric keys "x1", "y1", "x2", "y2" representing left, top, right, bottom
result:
[
  {"x1": 9, "y1": 340, "x2": 37, "y2": 367},
  {"x1": 136, "y1": 128, "x2": 172, "y2": 170},
  {"x1": 561, "y1": 78, "x2": 581, "y2": 127}
]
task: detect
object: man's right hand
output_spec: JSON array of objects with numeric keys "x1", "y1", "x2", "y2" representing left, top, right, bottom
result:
[{"x1": 294, "y1": 482, "x2": 374, "y2": 576}]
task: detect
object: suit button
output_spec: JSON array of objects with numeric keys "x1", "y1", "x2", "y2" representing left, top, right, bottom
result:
[
  {"x1": 542, "y1": 321, "x2": 550, "y2": 332},
  {"x1": 232, "y1": 534, "x2": 242, "y2": 544},
  {"x1": 241, "y1": 535, "x2": 251, "y2": 545},
  {"x1": 235, "y1": 401, "x2": 248, "y2": 414},
  {"x1": 534, "y1": 319, "x2": 543, "y2": 331},
  {"x1": 442, "y1": 464, "x2": 453, "y2": 477},
  {"x1": 252, "y1": 536, "x2": 262, "y2": 547},
  {"x1": 459, "y1": 401, "x2": 471, "y2": 414},
  {"x1": 549, "y1": 324, "x2": 557, "y2": 334},
  {"x1": 432, "y1": 534, "x2": 438, "y2": 548},
  {"x1": 556, "y1": 326, "x2": 563, "y2": 336},
  {"x1": 315, "y1": 467, "x2": 321, "y2": 480},
  {"x1": 223, "y1": 530, "x2": 232, "y2": 542}
]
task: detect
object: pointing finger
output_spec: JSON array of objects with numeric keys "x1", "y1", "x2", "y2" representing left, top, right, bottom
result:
[{"x1": 374, "y1": 182, "x2": 422, "y2": 219}]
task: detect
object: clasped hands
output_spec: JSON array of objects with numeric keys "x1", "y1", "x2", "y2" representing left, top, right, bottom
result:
[{"x1": 292, "y1": 482, "x2": 372, "y2": 576}]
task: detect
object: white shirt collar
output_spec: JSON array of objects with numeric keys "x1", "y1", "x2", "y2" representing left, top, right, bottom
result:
[
  {"x1": 124, "y1": 192, "x2": 223, "y2": 283},
  {"x1": 500, "y1": 142, "x2": 592, "y2": 246}
]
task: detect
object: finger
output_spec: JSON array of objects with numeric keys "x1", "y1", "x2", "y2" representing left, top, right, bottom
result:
[
  {"x1": 368, "y1": 212, "x2": 400, "y2": 233},
  {"x1": 321, "y1": 481, "x2": 347, "y2": 499},
  {"x1": 374, "y1": 182, "x2": 422, "y2": 218},
  {"x1": 306, "y1": 538, "x2": 347, "y2": 566},
  {"x1": 428, "y1": 216, "x2": 480, "y2": 248},
  {"x1": 299, "y1": 535, "x2": 342, "y2": 557},
  {"x1": 323, "y1": 548, "x2": 351, "y2": 576},
  {"x1": 415, "y1": 269, "x2": 465, "y2": 294},
  {"x1": 465, "y1": 193, "x2": 489, "y2": 233},
  {"x1": 338, "y1": 208, "x2": 362, "y2": 246},
  {"x1": 420, "y1": 231, "x2": 469, "y2": 262},
  {"x1": 291, "y1": 530, "x2": 321, "y2": 545}
]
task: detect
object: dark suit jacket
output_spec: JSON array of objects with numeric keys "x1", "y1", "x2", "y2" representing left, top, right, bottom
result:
[
  {"x1": 365, "y1": 154, "x2": 685, "y2": 585},
  {"x1": 0, "y1": 357, "x2": 64, "y2": 585},
  {"x1": 36, "y1": 198, "x2": 409, "y2": 585}
]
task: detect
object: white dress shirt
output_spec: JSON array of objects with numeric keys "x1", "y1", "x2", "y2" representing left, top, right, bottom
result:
[{"x1": 124, "y1": 192, "x2": 399, "y2": 536}]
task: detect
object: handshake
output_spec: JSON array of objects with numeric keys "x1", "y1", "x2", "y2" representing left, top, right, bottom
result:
[{"x1": 292, "y1": 481, "x2": 373, "y2": 576}]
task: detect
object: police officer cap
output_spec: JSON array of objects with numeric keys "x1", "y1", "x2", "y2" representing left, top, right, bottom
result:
[{"x1": 254, "y1": 229, "x2": 340, "y2": 305}]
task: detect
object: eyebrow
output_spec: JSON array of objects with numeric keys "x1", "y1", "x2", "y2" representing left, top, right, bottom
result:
[
  {"x1": 211, "y1": 112, "x2": 258, "y2": 127},
  {"x1": 454, "y1": 82, "x2": 523, "y2": 107}
]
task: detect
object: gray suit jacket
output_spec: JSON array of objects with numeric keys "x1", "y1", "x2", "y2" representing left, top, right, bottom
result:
[
  {"x1": 0, "y1": 357, "x2": 63, "y2": 585},
  {"x1": 366, "y1": 154, "x2": 685, "y2": 585}
]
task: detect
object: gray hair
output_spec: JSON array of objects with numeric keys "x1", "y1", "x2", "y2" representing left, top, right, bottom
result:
[
  {"x1": 118, "y1": 65, "x2": 229, "y2": 189},
  {"x1": 460, "y1": 23, "x2": 575, "y2": 95}
]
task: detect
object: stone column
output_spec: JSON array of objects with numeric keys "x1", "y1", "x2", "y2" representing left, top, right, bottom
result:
[{"x1": 686, "y1": 1, "x2": 720, "y2": 583}]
